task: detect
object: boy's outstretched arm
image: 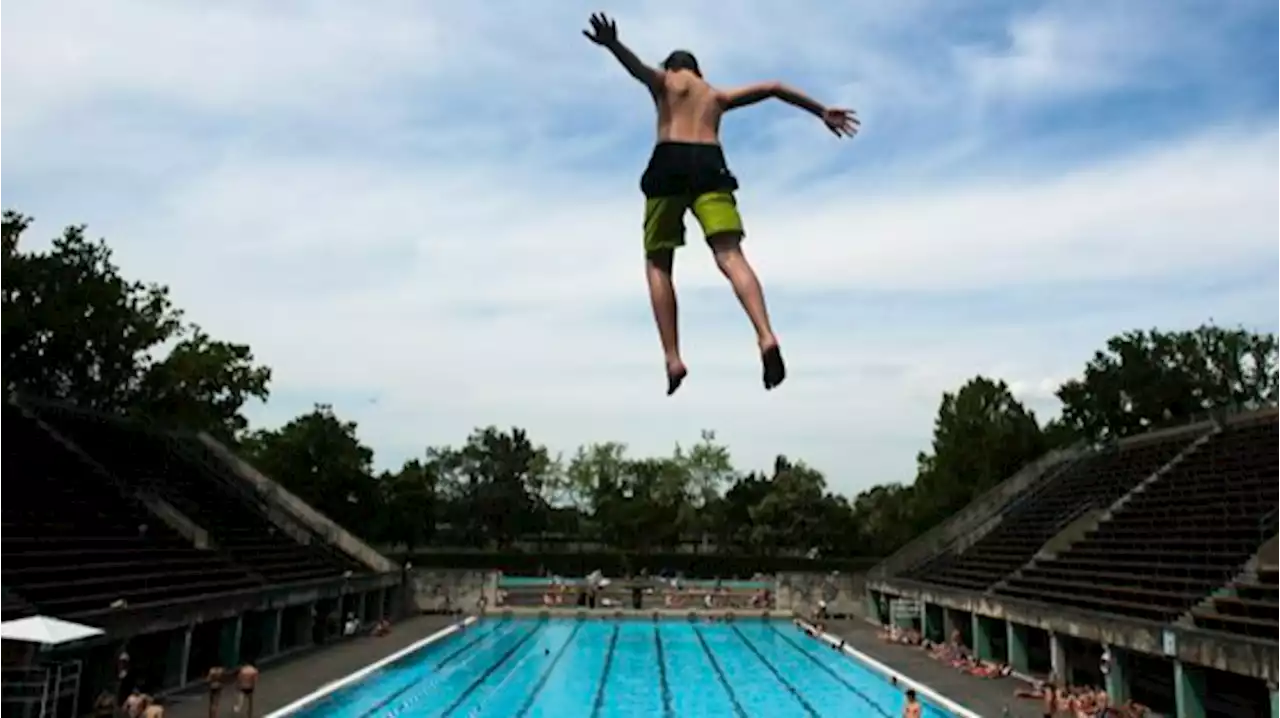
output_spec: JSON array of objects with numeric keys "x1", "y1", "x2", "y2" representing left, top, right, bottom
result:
[
  {"x1": 604, "y1": 39, "x2": 664, "y2": 90},
  {"x1": 583, "y1": 13, "x2": 663, "y2": 92},
  {"x1": 718, "y1": 81, "x2": 859, "y2": 137}
]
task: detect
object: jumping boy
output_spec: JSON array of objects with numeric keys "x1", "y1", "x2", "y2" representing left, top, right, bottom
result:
[{"x1": 583, "y1": 13, "x2": 858, "y2": 395}]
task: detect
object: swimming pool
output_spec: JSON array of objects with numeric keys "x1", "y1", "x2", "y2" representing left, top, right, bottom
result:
[{"x1": 276, "y1": 617, "x2": 968, "y2": 718}]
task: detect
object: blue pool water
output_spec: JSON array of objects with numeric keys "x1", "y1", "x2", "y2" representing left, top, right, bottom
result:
[{"x1": 287, "y1": 618, "x2": 959, "y2": 718}]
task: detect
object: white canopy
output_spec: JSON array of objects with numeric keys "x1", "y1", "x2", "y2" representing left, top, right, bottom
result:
[{"x1": 0, "y1": 616, "x2": 104, "y2": 646}]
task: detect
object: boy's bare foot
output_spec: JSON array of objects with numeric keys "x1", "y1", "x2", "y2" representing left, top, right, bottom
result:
[
  {"x1": 761, "y1": 343, "x2": 785, "y2": 390},
  {"x1": 666, "y1": 361, "x2": 688, "y2": 396}
]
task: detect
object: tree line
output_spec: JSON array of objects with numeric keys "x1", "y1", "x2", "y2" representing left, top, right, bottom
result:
[{"x1": 4, "y1": 210, "x2": 1277, "y2": 559}]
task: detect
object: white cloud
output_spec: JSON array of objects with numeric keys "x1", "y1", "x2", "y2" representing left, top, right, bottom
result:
[{"x1": 4, "y1": 0, "x2": 1276, "y2": 494}]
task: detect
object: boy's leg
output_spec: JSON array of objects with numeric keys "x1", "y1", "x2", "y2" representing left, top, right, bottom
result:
[
  {"x1": 693, "y1": 191, "x2": 786, "y2": 390},
  {"x1": 643, "y1": 196, "x2": 690, "y2": 395}
]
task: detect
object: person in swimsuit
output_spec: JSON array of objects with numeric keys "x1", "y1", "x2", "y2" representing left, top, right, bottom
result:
[
  {"x1": 140, "y1": 696, "x2": 164, "y2": 718},
  {"x1": 206, "y1": 666, "x2": 225, "y2": 718},
  {"x1": 583, "y1": 13, "x2": 858, "y2": 395},
  {"x1": 902, "y1": 688, "x2": 922, "y2": 718},
  {"x1": 232, "y1": 662, "x2": 258, "y2": 718}
]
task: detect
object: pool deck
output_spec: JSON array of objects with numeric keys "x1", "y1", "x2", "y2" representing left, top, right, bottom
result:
[
  {"x1": 161, "y1": 614, "x2": 462, "y2": 718},
  {"x1": 824, "y1": 619, "x2": 1044, "y2": 718}
]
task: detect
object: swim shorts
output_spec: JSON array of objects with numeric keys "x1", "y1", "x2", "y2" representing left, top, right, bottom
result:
[{"x1": 640, "y1": 141, "x2": 744, "y2": 256}]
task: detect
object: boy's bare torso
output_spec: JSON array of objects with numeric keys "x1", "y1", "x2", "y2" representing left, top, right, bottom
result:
[{"x1": 652, "y1": 72, "x2": 725, "y2": 145}]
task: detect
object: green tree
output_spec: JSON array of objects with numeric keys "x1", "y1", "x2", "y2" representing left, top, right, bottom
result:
[
  {"x1": 135, "y1": 329, "x2": 273, "y2": 441},
  {"x1": 241, "y1": 404, "x2": 380, "y2": 535},
  {"x1": 596, "y1": 457, "x2": 690, "y2": 553},
  {"x1": 747, "y1": 456, "x2": 835, "y2": 554},
  {"x1": 432, "y1": 427, "x2": 553, "y2": 547},
  {"x1": 706, "y1": 472, "x2": 771, "y2": 553},
  {"x1": 671, "y1": 430, "x2": 737, "y2": 542},
  {"x1": 910, "y1": 376, "x2": 1046, "y2": 532},
  {"x1": 848, "y1": 483, "x2": 917, "y2": 557},
  {"x1": 2, "y1": 211, "x2": 270, "y2": 439},
  {"x1": 1056, "y1": 325, "x2": 1279, "y2": 442},
  {"x1": 564, "y1": 441, "x2": 631, "y2": 536},
  {"x1": 378, "y1": 459, "x2": 438, "y2": 552}
]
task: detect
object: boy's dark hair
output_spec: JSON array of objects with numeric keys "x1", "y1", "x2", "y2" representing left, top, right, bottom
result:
[
  {"x1": 906, "y1": 689, "x2": 917, "y2": 700},
  {"x1": 662, "y1": 50, "x2": 701, "y2": 77}
]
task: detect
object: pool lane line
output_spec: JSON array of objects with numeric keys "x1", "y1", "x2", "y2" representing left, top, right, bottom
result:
[
  {"x1": 438, "y1": 620, "x2": 549, "y2": 718},
  {"x1": 765, "y1": 624, "x2": 891, "y2": 718},
  {"x1": 267, "y1": 617, "x2": 478, "y2": 718},
  {"x1": 588, "y1": 624, "x2": 620, "y2": 718},
  {"x1": 729, "y1": 624, "x2": 821, "y2": 718},
  {"x1": 653, "y1": 625, "x2": 674, "y2": 718},
  {"x1": 359, "y1": 621, "x2": 521, "y2": 718},
  {"x1": 691, "y1": 624, "x2": 749, "y2": 718},
  {"x1": 432, "y1": 619, "x2": 509, "y2": 670},
  {"x1": 510, "y1": 620, "x2": 586, "y2": 718},
  {"x1": 466, "y1": 622, "x2": 578, "y2": 718}
]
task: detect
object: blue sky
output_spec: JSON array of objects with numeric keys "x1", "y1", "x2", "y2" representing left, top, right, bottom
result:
[{"x1": 3, "y1": 0, "x2": 1277, "y2": 495}]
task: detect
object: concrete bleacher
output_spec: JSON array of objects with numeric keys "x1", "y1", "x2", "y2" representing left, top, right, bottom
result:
[
  {"x1": 998, "y1": 414, "x2": 1279, "y2": 624},
  {"x1": 23, "y1": 402, "x2": 364, "y2": 585},
  {"x1": 3, "y1": 398, "x2": 404, "y2": 708},
  {"x1": 1, "y1": 586, "x2": 38, "y2": 621},
  {"x1": 906, "y1": 427, "x2": 1202, "y2": 591},
  {"x1": 1191, "y1": 567, "x2": 1280, "y2": 641},
  {"x1": 867, "y1": 409, "x2": 1279, "y2": 718},
  {"x1": 2, "y1": 406, "x2": 262, "y2": 615}
]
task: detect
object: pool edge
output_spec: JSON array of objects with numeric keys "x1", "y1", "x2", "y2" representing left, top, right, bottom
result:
[
  {"x1": 795, "y1": 618, "x2": 984, "y2": 718},
  {"x1": 263, "y1": 615, "x2": 478, "y2": 718}
]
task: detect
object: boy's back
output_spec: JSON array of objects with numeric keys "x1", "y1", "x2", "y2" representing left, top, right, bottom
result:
[{"x1": 654, "y1": 71, "x2": 724, "y2": 144}]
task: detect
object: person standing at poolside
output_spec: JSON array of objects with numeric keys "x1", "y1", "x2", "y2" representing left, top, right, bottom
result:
[{"x1": 583, "y1": 13, "x2": 858, "y2": 395}]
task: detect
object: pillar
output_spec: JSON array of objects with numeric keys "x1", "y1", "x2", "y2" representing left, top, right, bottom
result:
[
  {"x1": 355, "y1": 592, "x2": 368, "y2": 626},
  {"x1": 864, "y1": 591, "x2": 879, "y2": 624},
  {"x1": 1006, "y1": 622, "x2": 1029, "y2": 674},
  {"x1": 1174, "y1": 660, "x2": 1206, "y2": 718},
  {"x1": 1103, "y1": 645, "x2": 1129, "y2": 704},
  {"x1": 1269, "y1": 683, "x2": 1277, "y2": 718},
  {"x1": 891, "y1": 599, "x2": 914, "y2": 630},
  {"x1": 920, "y1": 603, "x2": 931, "y2": 641},
  {"x1": 970, "y1": 614, "x2": 991, "y2": 661},
  {"x1": 299, "y1": 603, "x2": 317, "y2": 646},
  {"x1": 1048, "y1": 631, "x2": 1067, "y2": 682},
  {"x1": 164, "y1": 626, "x2": 192, "y2": 689},
  {"x1": 370, "y1": 588, "x2": 385, "y2": 621},
  {"x1": 219, "y1": 616, "x2": 243, "y2": 667},
  {"x1": 926, "y1": 605, "x2": 946, "y2": 643},
  {"x1": 263, "y1": 609, "x2": 282, "y2": 658}
]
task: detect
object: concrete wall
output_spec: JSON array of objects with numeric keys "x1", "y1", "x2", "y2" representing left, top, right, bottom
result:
[
  {"x1": 775, "y1": 572, "x2": 867, "y2": 618},
  {"x1": 867, "y1": 449, "x2": 1074, "y2": 581},
  {"x1": 408, "y1": 569, "x2": 494, "y2": 614},
  {"x1": 199, "y1": 433, "x2": 397, "y2": 573}
]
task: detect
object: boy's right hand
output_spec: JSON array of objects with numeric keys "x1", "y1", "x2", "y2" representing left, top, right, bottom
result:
[
  {"x1": 822, "y1": 107, "x2": 859, "y2": 137},
  {"x1": 583, "y1": 13, "x2": 619, "y2": 46}
]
